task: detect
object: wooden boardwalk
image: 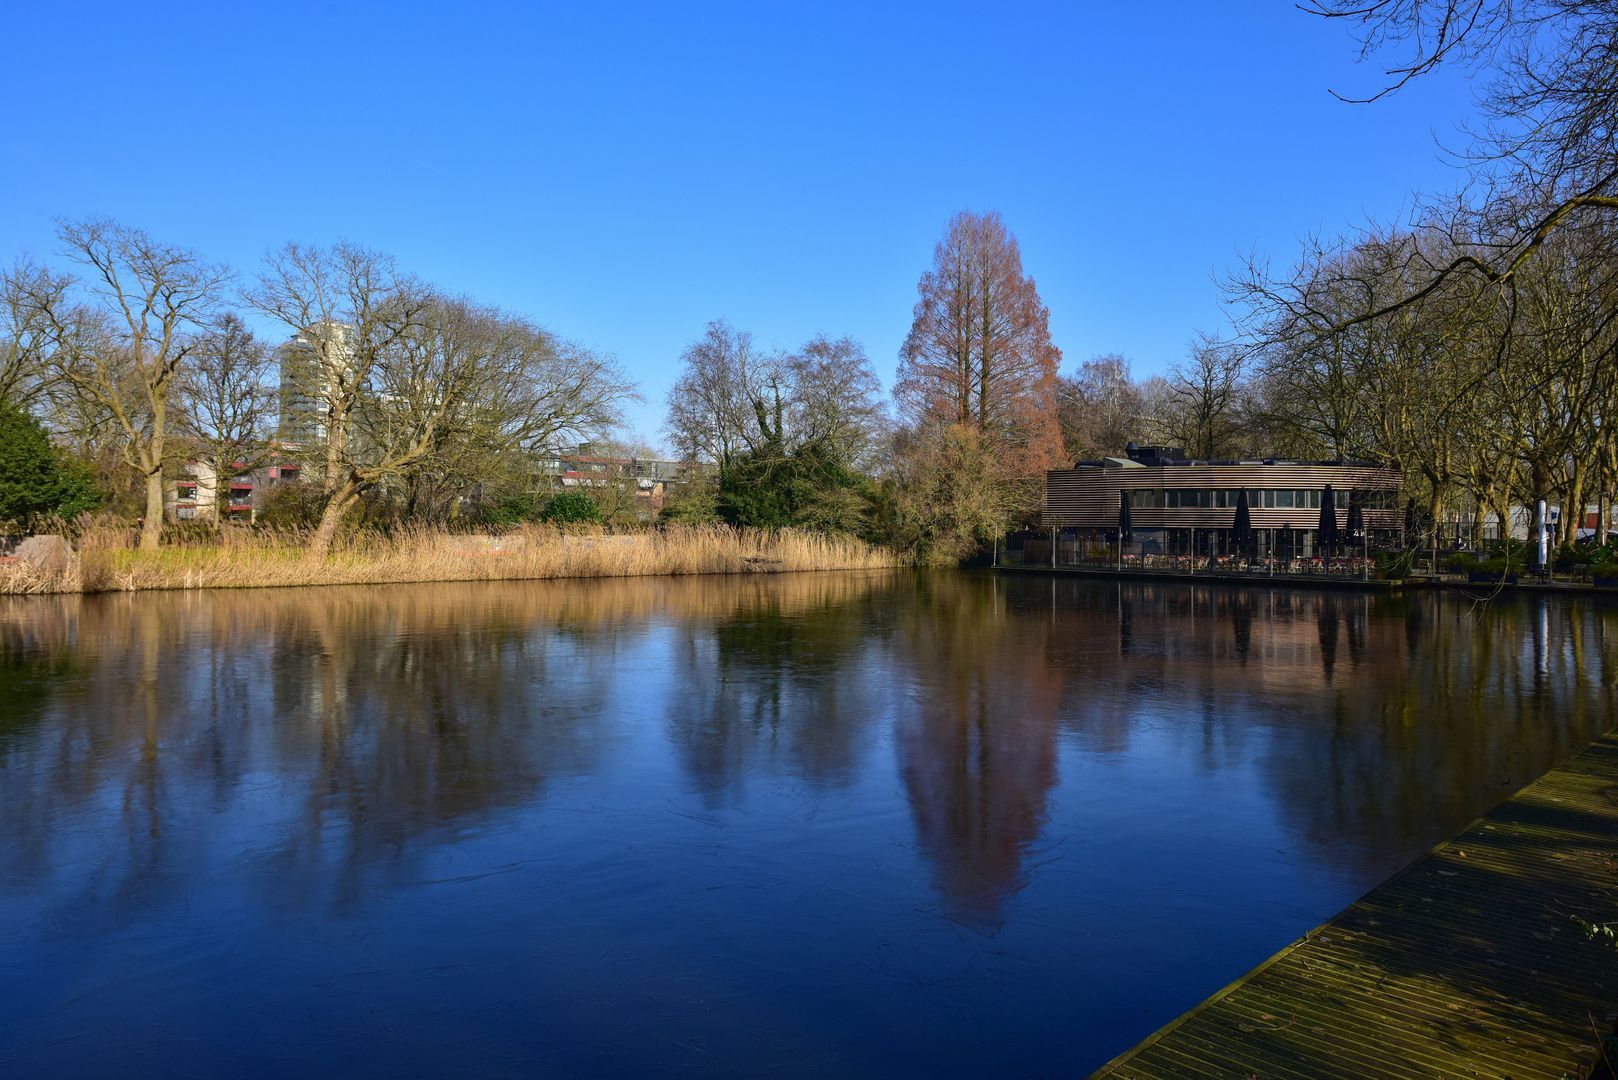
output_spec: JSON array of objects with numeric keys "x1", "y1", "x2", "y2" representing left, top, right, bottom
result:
[{"x1": 1096, "y1": 733, "x2": 1618, "y2": 1079}]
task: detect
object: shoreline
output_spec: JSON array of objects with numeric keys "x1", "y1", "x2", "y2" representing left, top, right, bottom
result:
[{"x1": 995, "y1": 562, "x2": 1618, "y2": 597}]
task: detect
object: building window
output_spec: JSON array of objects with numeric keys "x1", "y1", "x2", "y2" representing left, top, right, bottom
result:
[{"x1": 1128, "y1": 488, "x2": 1161, "y2": 508}]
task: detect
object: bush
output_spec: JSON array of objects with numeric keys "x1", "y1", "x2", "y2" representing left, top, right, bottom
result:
[
  {"x1": 539, "y1": 491, "x2": 601, "y2": 525},
  {"x1": 1446, "y1": 549, "x2": 1534, "y2": 577},
  {"x1": 1553, "y1": 543, "x2": 1593, "y2": 573},
  {"x1": 1374, "y1": 549, "x2": 1413, "y2": 579},
  {"x1": 1444, "y1": 553, "x2": 1480, "y2": 574},
  {"x1": 255, "y1": 482, "x2": 325, "y2": 530},
  {"x1": 481, "y1": 493, "x2": 544, "y2": 526},
  {"x1": 660, "y1": 476, "x2": 720, "y2": 525},
  {"x1": 0, "y1": 403, "x2": 100, "y2": 529},
  {"x1": 716, "y1": 442, "x2": 871, "y2": 536}
]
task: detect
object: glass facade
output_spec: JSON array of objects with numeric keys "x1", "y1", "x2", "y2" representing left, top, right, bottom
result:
[{"x1": 1143, "y1": 488, "x2": 1399, "y2": 510}]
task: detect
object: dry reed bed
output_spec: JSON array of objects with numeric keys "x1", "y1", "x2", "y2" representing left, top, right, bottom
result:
[
  {"x1": 1, "y1": 524, "x2": 900, "y2": 594},
  {"x1": 0, "y1": 558, "x2": 80, "y2": 594}
]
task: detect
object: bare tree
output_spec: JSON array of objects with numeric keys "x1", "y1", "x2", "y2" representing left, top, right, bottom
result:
[
  {"x1": 1152, "y1": 337, "x2": 1247, "y2": 459},
  {"x1": 665, "y1": 319, "x2": 775, "y2": 467},
  {"x1": 253, "y1": 244, "x2": 632, "y2": 553},
  {"x1": 1302, "y1": 1, "x2": 1618, "y2": 311},
  {"x1": 783, "y1": 334, "x2": 887, "y2": 468},
  {"x1": 248, "y1": 243, "x2": 430, "y2": 552},
  {"x1": 0, "y1": 259, "x2": 67, "y2": 409},
  {"x1": 176, "y1": 313, "x2": 275, "y2": 523},
  {"x1": 24, "y1": 220, "x2": 228, "y2": 549},
  {"x1": 249, "y1": 241, "x2": 428, "y2": 495},
  {"x1": 398, "y1": 312, "x2": 633, "y2": 523},
  {"x1": 1055, "y1": 354, "x2": 1144, "y2": 457}
]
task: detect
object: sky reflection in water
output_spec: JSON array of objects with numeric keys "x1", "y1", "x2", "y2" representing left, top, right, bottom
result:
[{"x1": 0, "y1": 571, "x2": 1613, "y2": 1076}]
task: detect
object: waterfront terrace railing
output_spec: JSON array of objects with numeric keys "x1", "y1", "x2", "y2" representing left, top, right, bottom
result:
[{"x1": 998, "y1": 535, "x2": 1383, "y2": 580}]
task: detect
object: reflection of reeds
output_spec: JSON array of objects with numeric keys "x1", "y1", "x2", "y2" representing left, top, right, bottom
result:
[{"x1": 2, "y1": 523, "x2": 899, "y2": 594}]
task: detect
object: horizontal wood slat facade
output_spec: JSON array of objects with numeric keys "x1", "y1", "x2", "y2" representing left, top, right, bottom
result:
[{"x1": 1042, "y1": 463, "x2": 1402, "y2": 531}]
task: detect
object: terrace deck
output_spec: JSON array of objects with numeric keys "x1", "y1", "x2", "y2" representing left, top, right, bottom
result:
[{"x1": 1095, "y1": 733, "x2": 1618, "y2": 1079}]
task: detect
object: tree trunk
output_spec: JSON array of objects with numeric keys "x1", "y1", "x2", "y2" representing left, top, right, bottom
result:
[
  {"x1": 309, "y1": 479, "x2": 359, "y2": 559},
  {"x1": 141, "y1": 464, "x2": 164, "y2": 551},
  {"x1": 211, "y1": 454, "x2": 225, "y2": 527},
  {"x1": 323, "y1": 404, "x2": 346, "y2": 495},
  {"x1": 1566, "y1": 467, "x2": 1587, "y2": 548},
  {"x1": 1428, "y1": 487, "x2": 1443, "y2": 574}
]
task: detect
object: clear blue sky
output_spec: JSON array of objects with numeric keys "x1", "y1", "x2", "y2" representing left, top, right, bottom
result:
[{"x1": 2, "y1": 1, "x2": 1477, "y2": 449}]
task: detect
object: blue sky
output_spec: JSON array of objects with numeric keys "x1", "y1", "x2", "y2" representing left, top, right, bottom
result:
[{"x1": 2, "y1": 2, "x2": 1477, "y2": 449}]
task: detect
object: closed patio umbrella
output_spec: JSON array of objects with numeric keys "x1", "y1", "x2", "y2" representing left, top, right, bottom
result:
[
  {"x1": 1280, "y1": 523, "x2": 1295, "y2": 563},
  {"x1": 1318, "y1": 484, "x2": 1340, "y2": 557},
  {"x1": 1232, "y1": 487, "x2": 1253, "y2": 561},
  {"x1": 1117, "y1": 489, "x2": 1133, "y2": 544},
  {"x1": 1346, "y1": 490, "x2": 1365, "y2": 544}
]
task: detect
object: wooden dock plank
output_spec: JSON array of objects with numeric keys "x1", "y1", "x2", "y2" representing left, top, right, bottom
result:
[{"x1": 1094, "y1": 733, "x2": 1618, "y2": 1078}]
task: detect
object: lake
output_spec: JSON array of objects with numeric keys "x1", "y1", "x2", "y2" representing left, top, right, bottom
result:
[{"x1": 1, "y1": 571, "x2": 1613, "y2": 1076}]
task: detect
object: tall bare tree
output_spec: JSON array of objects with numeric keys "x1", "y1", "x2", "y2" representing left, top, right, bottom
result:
[
  {"x1": 176, "y1": 313, "x2": 275, "y2": 524},
  {"x1": 24, "y1": 220, "x2": 227, "y2": 549},
  {"x1": 249, "y1": 241, "x2": 428, "y2": 495},
  {"x1": 784, "y1": 334, "x2": 887, "y2": 470}
]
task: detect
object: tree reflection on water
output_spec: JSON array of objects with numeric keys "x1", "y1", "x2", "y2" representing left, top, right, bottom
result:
[{"x1": 0, "y1": 572, "x2": 1615, "y2": 1075}]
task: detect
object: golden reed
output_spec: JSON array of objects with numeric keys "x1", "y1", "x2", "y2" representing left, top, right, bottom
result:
[{"x1": 1, "y1": 523, "x2": 900, "y2": 594}]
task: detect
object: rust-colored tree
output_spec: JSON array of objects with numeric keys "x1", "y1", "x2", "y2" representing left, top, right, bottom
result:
[{"x1": 896, "y1": 210, "x2": 1064, "y2": 476}]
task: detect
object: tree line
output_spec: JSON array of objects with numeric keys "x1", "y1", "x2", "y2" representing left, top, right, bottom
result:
[
  {"x1": 2, "y1": 210, "x2": 1255, "y2": 564},
  {"x1": 666, "y1": 2, "x2": 1618, "y2": 561},
  {"x1": 2, "y1": 223, "x2": 633, "y2": 553},
  {"x1": 1219, "y1": 0, "x2": 1618, "y2": 552}
]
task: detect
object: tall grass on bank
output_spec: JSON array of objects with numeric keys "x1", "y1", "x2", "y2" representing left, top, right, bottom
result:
[
  {"x1": 1, "y1": 523, "x2": 901, "y2": 594},
  {"x1": 0, "y1": 557, "x2": 80, "y2": 595}
]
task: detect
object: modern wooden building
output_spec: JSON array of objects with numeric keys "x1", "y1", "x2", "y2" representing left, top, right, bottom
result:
[{"x1": 1040, "y1": 445, "x2": 1402, "y2": 561}]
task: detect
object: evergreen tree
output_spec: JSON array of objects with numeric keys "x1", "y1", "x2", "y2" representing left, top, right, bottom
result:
[{"x1": 0, "y1": 403, "x2": 100, "y2": 527}]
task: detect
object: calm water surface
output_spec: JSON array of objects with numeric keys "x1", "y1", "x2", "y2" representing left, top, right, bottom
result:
[{"x1": 1, "y1": 571, "x2": 1614, "y2": 1076}]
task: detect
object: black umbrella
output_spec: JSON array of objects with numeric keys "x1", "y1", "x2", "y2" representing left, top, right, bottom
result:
[
  {"x1": 1280, "y1": 522, "x2": 1295, "y2": 561},
  {"x1": 1117, "y1": 489, "x2": 1133, "y2": 544},
  {"x1": 1318, "y1": 484, "x2": 1340, "y2": 557},
  {"x1": 1346, "y1": 490, "x2": 1365, "y2": 547},
  {"x1": 1232, "y1": 487, "x2": 1253, "y2": 559}
]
